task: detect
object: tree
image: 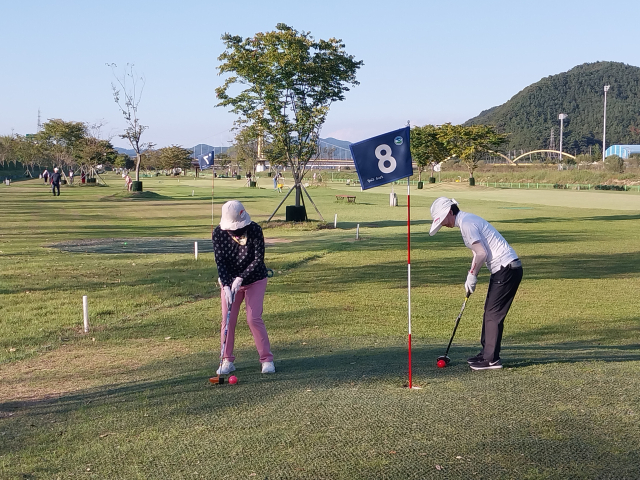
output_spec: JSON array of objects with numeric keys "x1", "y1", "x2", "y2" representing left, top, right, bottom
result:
[
  {"x1": 157, "y1": 145, "x2": 193, "y2": 173},
  {"x1": 410, "y1": 125, "x2": 449, "y2": 182},
  {"x1": 604, "y1": 154, "x2": 625, "y2": 173},
  {"x1": 438, "y1": 124, "x2": 507, "y2": 179},
  {"x1": 36, "y1": 119, "x2": 86, "y2": 169},
  {"x1": 233, "y1": 126, "x2": 263, "y2": 176},
  {"x1": 108, "y1": 63, "x2": 154, "y2": 183},
  {"x1": 75, "y1": 136, "x2": 118, "y2": 172},
  {"x1": 216, "y1": 24, "x2": 362, "y2": 209}
]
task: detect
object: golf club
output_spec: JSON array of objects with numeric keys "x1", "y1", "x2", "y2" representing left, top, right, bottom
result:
[
  {"x1": 437, "y1": 292, "x2": 471, "y2": 368},
  {"x1": 210, "y1": 291, "x2": 233, "y2": 385}
]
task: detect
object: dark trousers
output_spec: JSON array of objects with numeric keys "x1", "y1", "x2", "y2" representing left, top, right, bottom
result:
[
  {"x1": 481, "y1": 263, "x2": 523, "y2": 361},
  {"x1": 52, "y1": 183, "x2": 60, "y2": 196}
]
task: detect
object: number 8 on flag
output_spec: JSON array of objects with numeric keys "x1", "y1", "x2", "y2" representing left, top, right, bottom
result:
[{"x1": 350, "y1": 127, "x2": 413, "y2": 190}]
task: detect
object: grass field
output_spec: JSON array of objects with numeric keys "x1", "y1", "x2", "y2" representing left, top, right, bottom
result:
[{"x1": 1, "y1": 175, "x2": 639, "y2": 479}]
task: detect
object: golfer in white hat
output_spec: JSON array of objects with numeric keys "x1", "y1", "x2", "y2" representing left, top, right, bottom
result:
[
  {"x1": 429, "y1": 197, "x2": 523, "y2": 370},
  {"x1": 212, "y1": 200, "x2": 275, "y2": 374}
]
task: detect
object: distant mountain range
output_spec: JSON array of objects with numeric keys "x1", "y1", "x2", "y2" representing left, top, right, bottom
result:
[
  {"x1": 115, "y1": 137, "x2": 353, "y2": 158},
  {"x1": 465, "y1": 61, "x2": 640, "y2": 153}
]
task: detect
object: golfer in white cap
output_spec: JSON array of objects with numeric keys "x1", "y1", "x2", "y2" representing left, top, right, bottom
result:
[
  {"x1": 212, "y1": 200, "x2": 275, "y2": 374},
  {"x1": 429, "y1": 197, "x2": 523, "y2": 370}
]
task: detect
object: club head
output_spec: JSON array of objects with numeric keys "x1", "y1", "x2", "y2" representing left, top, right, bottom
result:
[
  {"x1": 436, "y1": 356, "x2": 450, "y2": 368},
  {"x1": 209, "y1": 376, "x2": 225, "y2": 385}
]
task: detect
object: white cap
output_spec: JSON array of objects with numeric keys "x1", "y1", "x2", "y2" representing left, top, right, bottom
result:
[
  {"x1": 220, "y1": 200, "x2": 251, "y2": 231},
  {"x1": 429, "y1": 197, "x2": 458, "y2": 236},
  {"x1": 54, "y1": 167, "x2": 59, "y2": 172}
]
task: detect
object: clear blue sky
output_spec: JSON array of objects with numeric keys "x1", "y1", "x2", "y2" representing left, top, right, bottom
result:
[{"x1": 2, "y1": 0, "x2": 639, "y2": 150}]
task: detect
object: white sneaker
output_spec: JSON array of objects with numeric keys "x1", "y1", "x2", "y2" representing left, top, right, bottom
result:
[
  {"x1": 261, "y1": 361, "x2": 275, "y2": 374},
  {"x1": 216, "y1": 360, "x2": 236, "y2": 375}
]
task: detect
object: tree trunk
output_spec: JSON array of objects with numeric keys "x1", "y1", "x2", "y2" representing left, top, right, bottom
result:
[{"x1": 135, "y1": 153, "x2": 141, "y2": 182}]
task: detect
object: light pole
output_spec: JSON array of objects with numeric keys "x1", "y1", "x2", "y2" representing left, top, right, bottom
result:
[
  {"x1": 602, "y1": 85, "x2": 610, "y2": 162},
  {"x1": 558, "y1": 113, "x2": 567, "y2": 163}
]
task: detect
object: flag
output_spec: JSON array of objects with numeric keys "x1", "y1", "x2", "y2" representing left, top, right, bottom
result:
[
  {"x1": 349, "y1": 127, "x2": 413, "y2": 190},
  {"x1": 198, "y1": 151, "x2": 214, "y2": 170}
]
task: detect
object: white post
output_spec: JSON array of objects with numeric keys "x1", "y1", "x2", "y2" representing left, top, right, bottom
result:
[
  {"x1": 334, "y1": 214, "x2": 337, "y2": 228},
  {"x1": 194, "y1": 241, "x2": 198, "y2": 260},
  {"x1": 603, "y1": 85, "x2": 610, "y2": 162},
  {"x1": 82, "y1": 295, "x2": 89, "y2": 333},
  {"x1": 192, "y1": 190, "x2": 194, "y2": 196},
  {"x1": 356, "y1": 224, "x2": 360, "y2": 240},
  {"x1": 558, "y1": 114, "x2": 566, "y2": 163}
]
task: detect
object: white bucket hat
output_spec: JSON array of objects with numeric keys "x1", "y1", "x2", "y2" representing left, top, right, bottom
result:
[
  {"x1": 220, "y1": 200, "x2": 251, "y2": 231},
  {"x1": 429, "y1": 197, "x2": 458, "y2": 236}
]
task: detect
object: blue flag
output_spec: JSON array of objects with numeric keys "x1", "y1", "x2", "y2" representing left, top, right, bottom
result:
[
  {"x1": 197, "y1": 151, "x2": 214, "y2": 170},
  {"x1": 349, "y1": 127, "x2": 413, "y2": 190}
]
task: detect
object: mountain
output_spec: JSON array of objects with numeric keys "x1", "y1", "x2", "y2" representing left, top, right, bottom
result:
[
  {"x1": 114, "y1": 144, "x2": 229, "y2": 157},
  {"x1": 115, "y1": 138, "x2": 353, "y2": 157},
  {"x1": 465, "y1": 62, "x2": 640, "y2": 154}
]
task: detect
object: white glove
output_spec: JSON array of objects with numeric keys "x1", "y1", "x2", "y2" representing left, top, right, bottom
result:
[
  {"x1": 223, "y1": 286, "x2": 233, "y2": 306},
  {"x1": 465, "y1": 272, "x2": 478, "y2": 294},
  {"x1": 231, "y1": 277, "x2": 243, "y2": 297}
]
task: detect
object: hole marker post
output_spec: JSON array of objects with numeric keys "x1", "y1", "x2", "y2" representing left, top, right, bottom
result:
[
  {"x1": 195, "y1": 241, "x2": 198, "y2": 260},
  {"x1": 82, "y1": 295, "x2": 89, "y2": 333},
  {"x1": 407, "y1": 177, "x2": 412, "y2": 389}
]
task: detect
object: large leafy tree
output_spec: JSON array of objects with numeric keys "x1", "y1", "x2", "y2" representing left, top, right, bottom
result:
[
  {"x1": 438, "y1": 124, "x2": 507, "y2": 179},
  {"x1": 216, "y1": 24, "x2": 362, "y2": 208},
  {"x1": 410, "y1": 125, "x2": 450, "y2": 182},
  {"x1": 36, "y1": 119, "x2": 86, "y2": 169},
  {"x1": 158, "y1": 145, "x2": 193, "y2": 172}
]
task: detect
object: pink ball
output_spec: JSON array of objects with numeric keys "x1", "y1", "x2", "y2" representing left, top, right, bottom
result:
[
  {"x1": 228, "y1": 375, "x2": 238, "y2": 385},
  {"x1": 436, "y1": 359, "x2": 447, "y2": 368}
]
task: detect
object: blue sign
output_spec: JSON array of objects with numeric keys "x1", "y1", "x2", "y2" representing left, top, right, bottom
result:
[
  {"x1": 349, "y1": 127, "x2": 413, "y2": 190},
  {"x1": 197, "y1": 151, "x2": 214, "y2": 170}
]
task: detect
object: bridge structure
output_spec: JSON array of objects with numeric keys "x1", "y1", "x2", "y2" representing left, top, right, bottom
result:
[{"x1": 490, "y1": 150, "x2": 577, "y2": 165}]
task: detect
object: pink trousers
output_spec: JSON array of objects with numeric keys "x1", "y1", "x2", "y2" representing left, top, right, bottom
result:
[{"x1": 220, "y1": 277, "x2": 273, "y2": 363}]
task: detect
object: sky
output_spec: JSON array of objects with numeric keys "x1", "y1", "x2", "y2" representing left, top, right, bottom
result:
[{"x1": 2, "y1": 0, "x2": 640, "y2": 150}]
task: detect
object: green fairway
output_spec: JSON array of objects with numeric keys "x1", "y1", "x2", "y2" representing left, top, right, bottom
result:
[{"x1": 1, "y1": 175, "x2": 639, "y2": 479}]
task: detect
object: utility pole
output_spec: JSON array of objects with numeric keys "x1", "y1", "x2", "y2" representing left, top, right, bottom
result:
[
  {"x1": 602, "y1": 85, "x2": 610, "y2": 162},
  {"x1": 558, "y1": 114, "x2": 567, "y2": 163}
]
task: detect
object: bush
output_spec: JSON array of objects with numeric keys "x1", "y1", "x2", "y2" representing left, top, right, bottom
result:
[
  {"x1": 604, "y1": 155, "x2": 625, "y2": 173},
  {"x1": 594, "y1": 184, "x2": 627, "y2": 191},
  {"x1": 553, "y1": 183, "x2": 569, "y2": 189}
]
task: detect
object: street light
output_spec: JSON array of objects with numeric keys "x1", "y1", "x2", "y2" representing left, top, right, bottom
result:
[
  {"x1": 558, "y1": 113, "x2": 568, "y2": 163},
  {"x1": 603, "y1": 85, "x2": 610, "y2": 162}
]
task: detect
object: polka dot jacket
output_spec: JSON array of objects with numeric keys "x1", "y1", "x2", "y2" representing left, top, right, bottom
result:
[{"x1": 212, "y1": 222, "x2": 268, "y2": 287}]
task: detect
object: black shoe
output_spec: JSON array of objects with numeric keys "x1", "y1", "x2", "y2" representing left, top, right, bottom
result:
[
  {"x1": 469, "y1": 358, "x2": 502, "y2": 370},
  {"x1": 467, "y1": 352, "x2": 484, "y2": 364}
]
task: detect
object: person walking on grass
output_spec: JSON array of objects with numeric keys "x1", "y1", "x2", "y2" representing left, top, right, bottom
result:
[
  {"x1": 429, "y1": 197, "x2": 523, "y2": 370},
  {"x1": 50, "y1": 167, "x2": 62, "y2": 196},
  {"x1": 42, "y1": 169, "x2": 49, "y2": 184},
  {"x1": 212, "y1": 200, "x2": 275, "y2": 375}
]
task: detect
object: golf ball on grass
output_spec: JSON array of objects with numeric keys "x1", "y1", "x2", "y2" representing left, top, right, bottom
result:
[
  {"x1": 436, "y1": 359, "x2": 447, "y2": 368},
  {"x1": 228, "y1": 375, "x2": 238, "y2": 385}
]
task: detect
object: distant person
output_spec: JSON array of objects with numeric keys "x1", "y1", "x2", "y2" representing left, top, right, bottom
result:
[
  {"x1": 42, "y1": 169, "x2": 49, "y2": 184},
  {"x1": 429, "y1": 197, "x2": 523, "y2": 370},
  {"x1": 245, "y1": 171, "x2": 252, "y2": 187},
  {"x1": 125, "y1": 174, "x2": 132, "y2": 191},
  {"x1": 81, "y1": 171, "x2": 86, "y2": 184},
  {"x1": 273, "y1": 172, "x2": 278, "y2": 190},
  {"x1": 68, "y1": 169, "x2": 74, "y2": 185},
  {"x1": 212, "y1": 200, "x2": 275, "y2": 375},
  {"x1": 50, "y1": 167, "x2": 62, "y2": 196}
]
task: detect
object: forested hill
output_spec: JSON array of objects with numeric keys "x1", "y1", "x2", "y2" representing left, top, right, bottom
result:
[{"x1": 465, "y1": 62, "x2": 640, "y2": 154}]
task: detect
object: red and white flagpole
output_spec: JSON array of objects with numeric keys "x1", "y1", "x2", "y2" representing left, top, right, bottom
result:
[{"x1": 407, "y1": 176, "x2": 412, "y2": 388}]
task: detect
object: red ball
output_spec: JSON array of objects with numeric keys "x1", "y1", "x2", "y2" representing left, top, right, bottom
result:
[
  {"x1": 228, "y1": 375, "x2": 238, "y2": 385},
  {"x1": 436, "y1": 359, "x2": 447, "y2": 368}
]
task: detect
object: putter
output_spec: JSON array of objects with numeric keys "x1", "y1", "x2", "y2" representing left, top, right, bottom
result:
[
  {"x1": 437, "y1": 292, "x2": 471, "y2": 368},
  {"x1": 210, "y1": 292, "x2": 233, "y2": 385}
]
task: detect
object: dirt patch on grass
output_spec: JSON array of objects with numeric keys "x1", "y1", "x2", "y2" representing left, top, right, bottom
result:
[{"x1": 0, "y1": 340, "x2": 195, "y2": 404}]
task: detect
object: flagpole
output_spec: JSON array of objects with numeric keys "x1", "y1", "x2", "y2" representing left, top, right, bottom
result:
[
  {"x1": 407, "y1": 176, "x2": 412, "y2": 389},
  {"x1": 211, "y1": 158, "x2": 215, "y2": 234}
]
